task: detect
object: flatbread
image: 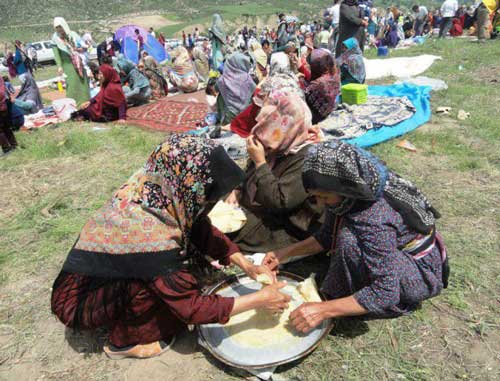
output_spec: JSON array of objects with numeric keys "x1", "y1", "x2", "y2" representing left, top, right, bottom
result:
[
  {"x1": 225, "y1": 295, "x2": 304, "y2": 348},
  {"x1": 224, "y1": 274, "x2": 321, "y2": 348},
  {"x1": 208, "y1": 201, "x2": 247, "y2": 233},
  {"x1": 297, "y1": 275, "x2": 322, "y2": 302},
  {"x1": 256, "y1": 273, "x2": 272, "y2": 285}
]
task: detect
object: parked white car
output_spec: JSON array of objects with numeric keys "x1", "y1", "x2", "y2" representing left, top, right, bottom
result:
[
  {"x1": 0, "y1": 62, "x2": 7, "y2": 73},
  {"x1": 26, "y1": 41, "x2": 56, "y2": 64},
  {"x1": 165, "y1": 39, "x2": 182, "y2": 50},
  {"x1": 26, "y1": 40, "x2": 97, "y2": 66}
]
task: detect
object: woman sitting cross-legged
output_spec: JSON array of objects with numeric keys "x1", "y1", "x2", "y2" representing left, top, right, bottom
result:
[
  {"x1": 263, "y1": 141, "x2": 449, "y2": 332},
  {"x1": 305, "y1": 49, "x2": 341, "y2": 124},
  {"x1": 229, "y1": 90, "x2": 325, "y2": 254},
  {"x1": 51, "y1": 135, "x2": 289, "y2": 360},
  {"x1": 14, "y1": 72, "x2": 44, "y2": 115}
]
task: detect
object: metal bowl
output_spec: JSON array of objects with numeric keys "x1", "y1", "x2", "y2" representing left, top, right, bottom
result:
[{"x1": 197, "y1": 271, "x2": 333, "y2": 369}]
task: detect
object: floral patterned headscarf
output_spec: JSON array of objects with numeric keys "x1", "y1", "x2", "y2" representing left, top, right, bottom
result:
[
  {"x1": 252, "y1": 90, "x2": 321, "y2": 158},
  {"x1": 64, "y1": 135, "x2": 244, "y2": 279}
]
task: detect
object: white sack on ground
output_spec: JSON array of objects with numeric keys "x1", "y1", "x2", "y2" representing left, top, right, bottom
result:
[{"x1": 364, "y1": 55, "x2": 442, "y2": 80}]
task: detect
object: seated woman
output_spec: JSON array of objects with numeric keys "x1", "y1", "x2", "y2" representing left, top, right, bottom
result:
[
  {"x1": 216, "y1": 52, "x2": 256, "y2": 125},
  {"x1": 449, "y1": 18, "x2": 464, "y2": 37},
  {"x1": 336, "y1": 38, "x2": 366, "y2": 85},
  {"x1": 263, "y1": 141, "x2": 449, "y2": 331},
  {"x1": 0, "y1": 76, "x2": 18, "y2": 154},
  {"x1": 137, "y1": 59, "x2": 168, "y2": 99},
  {"x1": 305, "y1": 49, "x2": 341, "y2": 124},
  {"x1": 116, "y1": 55, "x2": 151, "y2": 106},
  {"x1": 225, "y1": 52, "x2": 302, "y2": 138},
  {"x1": 168, "y1": 46, "x2": 199, "y2": 93},
  {"x1": 71, "y1": 64, "x2": 126, "y2": 123},
  {"x1": 382, "y1": 21, "x2": 401, "y2": 48},
  {"x1": 51, "y1": 135, "x2": 288, "y2": 359},
  {"x1": 298, "y1": 45, "x2": 313, "y2": 82},
  {"x1": 14, "y1": 73, "x2": 43, "y2": 115},
  {"x1": 192, "y1": 46, "x2": 210, "y2": 84},
  {"x1": 230, "y1": 90, "x2": 324, "y2": 254},
  {"x1": 249, "y1": 41, "x2": 268, "y2": 83}
]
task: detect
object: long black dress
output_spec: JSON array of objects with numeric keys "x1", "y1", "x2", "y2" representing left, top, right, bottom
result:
[{"x1": 336, "y1": 3, "x2": 366, "y2": 57}]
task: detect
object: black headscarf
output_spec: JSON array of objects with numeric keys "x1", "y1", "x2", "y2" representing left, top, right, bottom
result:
[
  {"x1": 302, "y1": 141, "x2": 440, "y2": 234},
  {"x1": 343, "y1": 0, "x2": 359, "y2": 6}
]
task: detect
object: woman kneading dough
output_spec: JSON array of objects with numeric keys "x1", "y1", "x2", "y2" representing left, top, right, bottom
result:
[{"x1": 263, "y1": 141, "x2": 449, "y2": 333}]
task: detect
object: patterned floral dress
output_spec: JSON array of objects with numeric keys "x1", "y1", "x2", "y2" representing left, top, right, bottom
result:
[{"x1": 315, "y1": 198, "x2": 446, "y2": 318}]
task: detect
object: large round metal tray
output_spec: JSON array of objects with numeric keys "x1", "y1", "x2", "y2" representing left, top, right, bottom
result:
[{"x1": 197, "y1": 272, "x2": 333, "y2": 369}]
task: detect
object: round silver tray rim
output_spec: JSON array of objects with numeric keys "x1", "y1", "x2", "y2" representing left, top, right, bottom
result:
[{"x1": 197, "y1": 271, "x2": 334, "y2": 370}]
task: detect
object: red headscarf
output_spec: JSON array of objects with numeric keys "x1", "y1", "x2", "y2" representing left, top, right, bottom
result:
[{"x1": 88, "y1": 64, "x2": 126, "y2": 120}]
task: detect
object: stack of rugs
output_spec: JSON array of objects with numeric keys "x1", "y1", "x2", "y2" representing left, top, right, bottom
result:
[
  {"x1": 319, "y1": 96, "x2": 416, "y2": 140},
  {"x1": 318, "y1": 83, "x2": 432, "y2": 148}
]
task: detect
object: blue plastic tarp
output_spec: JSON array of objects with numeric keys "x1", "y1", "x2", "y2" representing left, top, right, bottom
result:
[{"x1": 344, "y1": 83, "x2": 432, "y2": 148}]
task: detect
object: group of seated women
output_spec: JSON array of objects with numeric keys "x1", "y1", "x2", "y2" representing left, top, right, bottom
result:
[
  {"x1": 73, "y1": 45, "x2": 212, "y2": 124},
  {"x1": 213, "y1": 38, "x2": 365, "y2": 138},
  {"x1": 51, "y1": 82, "x2": 448, "y2": 359}
]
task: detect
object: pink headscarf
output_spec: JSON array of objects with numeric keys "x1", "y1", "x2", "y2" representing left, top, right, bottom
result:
[{"x1": 251, "y1": 90, "x2": 322, "y2": 160}]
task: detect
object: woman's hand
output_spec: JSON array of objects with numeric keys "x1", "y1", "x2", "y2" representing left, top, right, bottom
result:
[
  {"x1": 79, "y1": 101, "x2": 90, "y2": 109},
  {"x1": 246, "y1": 264, "x2": 277, "y2": 284},
  {"x1": 258, "y1": 281, "x2": 291, "y2": 312},
  {"x1": 116, "y1": 119, "x2": 127, "y2": 124},
  {"x1": 225, "y1": 190, "x2": 239, "y2": 206},
  {"x1": 246, "y1": 135, "x2": 266, "y2": 168},
  {"x1": 289, "y1": 302, "x2": 328, "y2": 333},
  {"x1": 262, "y1": 251, "x2": 281, "y2": 272}
]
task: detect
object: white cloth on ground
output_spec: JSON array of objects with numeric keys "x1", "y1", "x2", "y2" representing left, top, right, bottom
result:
[
  {"x1": 23, "y1": 98, "x2": 77, "y2": 130},
  {"x1": 363, "y1": 55, "x2": 441, "y2": 80}
]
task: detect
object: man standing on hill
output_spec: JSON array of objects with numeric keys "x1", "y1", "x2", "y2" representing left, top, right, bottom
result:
[
  {"x1": 439, "y1": 0, "x2": 459, "y2": 37},
  {"x1": 330, "y1": 0, "x2": 341, "y2": 52},
  {"x1": 412, "y1": 4, "x2": 429, "y2": 36},
  {"x1": 276, "y1": 13, "x2": 288, "y2": 49}
]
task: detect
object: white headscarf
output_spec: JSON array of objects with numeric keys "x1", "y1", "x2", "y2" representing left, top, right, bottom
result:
[
  {"x1": 52, "y1": 17, "x2": 80, "y2": 53},
  {"x1": 53, "y1": 17, "x2": 72, "y2": 37},
  {"x1": 269, "y1": 52, "x2": 291, "y2": 75}
]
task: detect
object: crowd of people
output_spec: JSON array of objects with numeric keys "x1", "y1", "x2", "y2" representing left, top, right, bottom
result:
[
  {"x1": 20, "y1": 1, "x2": 482, "y2": 361},
  {"x1": 0, "y1": 0, "x2": 496, "y2": 362},
  {"x1": 2, "y1": 0, "x2": 498, "y2": 154}
]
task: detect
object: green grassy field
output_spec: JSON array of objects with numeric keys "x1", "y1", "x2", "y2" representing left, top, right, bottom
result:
[{"x1": 0, "y1": 38, "x2": 499, "y2": 380}]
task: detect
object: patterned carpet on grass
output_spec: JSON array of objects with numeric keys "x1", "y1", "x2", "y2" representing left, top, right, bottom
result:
[{"x1": 126, "y1": 98, "x2": 208, "y2": 133}]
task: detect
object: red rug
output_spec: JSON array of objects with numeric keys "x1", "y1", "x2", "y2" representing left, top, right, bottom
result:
[{"x1": 126, "y1": 99, "x2": 208, "y2": 133}]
